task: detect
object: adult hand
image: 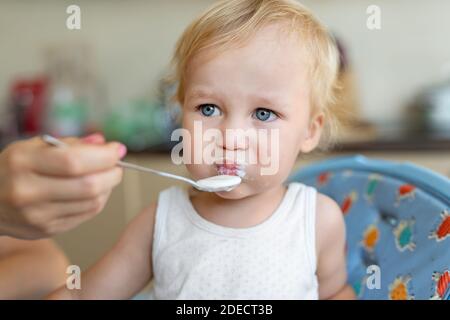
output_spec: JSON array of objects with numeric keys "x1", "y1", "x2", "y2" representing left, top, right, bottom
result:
[{"x1": 0, "y1": 134, "x2": 126, "y2": 239}]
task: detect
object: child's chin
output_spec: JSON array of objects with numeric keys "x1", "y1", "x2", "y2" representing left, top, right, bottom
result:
[{"x1": 214, "y1": 185, "x2": 248, "y2": 199}]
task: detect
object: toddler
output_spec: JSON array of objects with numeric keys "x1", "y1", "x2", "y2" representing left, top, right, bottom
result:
[{"x1": 49, "y1": 0, "x2": 354, "y2": 300}]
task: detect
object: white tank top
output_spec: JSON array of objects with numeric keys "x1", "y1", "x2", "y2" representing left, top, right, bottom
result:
[{"x1": 148, "y1": 182, "x2": 319, "y2": 300}]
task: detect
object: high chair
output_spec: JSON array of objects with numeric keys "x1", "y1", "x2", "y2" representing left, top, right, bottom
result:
[{"x1": 288, "y1": 155, "x2": 450, "y2": 300}]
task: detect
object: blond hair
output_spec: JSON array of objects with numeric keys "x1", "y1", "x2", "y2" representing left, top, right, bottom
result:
[{"x1": 170, "y1": 0, "x2": 341, "y2": 150}]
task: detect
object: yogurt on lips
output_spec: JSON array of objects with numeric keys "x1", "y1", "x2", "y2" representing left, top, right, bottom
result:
[{"x1": 215, "y1": 160, "x2": 246, "y2": 179}]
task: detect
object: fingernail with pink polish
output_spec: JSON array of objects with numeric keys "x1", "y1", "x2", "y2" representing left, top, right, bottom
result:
[
  {"x1": 118, "y1": 144, "x2": 127, "y2": 159},
  {"x1": 82, "y1": 133, "x2": 105, "y2": 144}
]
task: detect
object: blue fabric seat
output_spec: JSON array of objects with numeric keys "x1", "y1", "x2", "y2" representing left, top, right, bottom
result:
[{"x1": 288, "y1": 155, "x2": 450, "y2": 300}]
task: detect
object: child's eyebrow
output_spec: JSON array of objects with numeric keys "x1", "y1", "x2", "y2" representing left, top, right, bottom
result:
[
  {"x1": 247, "y1": 92, "x2": 293, "y2": 113},
  {"x1": 186, "y1": 88, "x2": 290, "y2": 111},
  {"x1": 185, "y1": 89, "x2": 219, "y2": 101},
  {"x1": 250, "y1": 93, "x2": 287, "y2": 108}
]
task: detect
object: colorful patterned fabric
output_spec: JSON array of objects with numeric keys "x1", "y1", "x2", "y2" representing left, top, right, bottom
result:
[{"x1": 288, "y1": 155, "x2": 450, "y2": 300}]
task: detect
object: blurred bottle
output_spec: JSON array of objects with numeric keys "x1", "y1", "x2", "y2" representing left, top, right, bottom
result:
[
  {"x1": 103, "y1": 98, "x2": 176, "y2": 152},
  {"x1": 9, "y1": 77, "x2": 48, "y2": 136},
  {"x1": 43, "y1": 42, "x2": 105, "y2": 137},
  {"x1": 102, "y1": 72, "x2": 181, "y2": 152}
]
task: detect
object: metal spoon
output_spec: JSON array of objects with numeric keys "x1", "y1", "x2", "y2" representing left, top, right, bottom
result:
[{"x1": 41, "y1": 135, "x2": 241, "y2": 192}]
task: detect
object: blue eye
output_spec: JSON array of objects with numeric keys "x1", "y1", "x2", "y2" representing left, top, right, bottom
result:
[
  {"x1": 254, "y1": 108, "x2": 277, "y2": 122},
  {"x1": 198, "y1": 104, "x2": 221, "y2": 117}
]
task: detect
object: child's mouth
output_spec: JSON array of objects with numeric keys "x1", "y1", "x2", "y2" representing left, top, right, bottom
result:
[{"x1": 215, "y1": 162, "x2": 246, "y2": 178}]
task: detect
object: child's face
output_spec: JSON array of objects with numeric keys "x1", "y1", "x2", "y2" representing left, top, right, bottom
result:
[{"x1": 181, "y1": 23, "x2": 324, "y2": 199}]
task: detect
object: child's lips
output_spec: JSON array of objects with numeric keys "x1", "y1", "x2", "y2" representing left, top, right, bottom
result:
[
  {"x1": 215, "y1": 163, "x2": 246, "y2": 177},
  {"x1": 219, "y1": 163, "x2": 240, "y2": 170},
  {"x1": 214, "y1": 158, "x2": 245, "y2": 166}
]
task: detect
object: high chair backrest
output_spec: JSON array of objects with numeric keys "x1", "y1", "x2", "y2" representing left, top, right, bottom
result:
[{"x1": 288, "y1": 155, "x2": 450, "y2": 300}]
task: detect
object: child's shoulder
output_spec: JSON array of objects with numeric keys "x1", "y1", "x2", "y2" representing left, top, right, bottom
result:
[
  {"x1": 314, "y1": 191, "x2": 346, "y2": 253},
  {"x1": 293, "y1": 182, "x2": 342, "y2": 221},
  {"x1": 315, "y1": 191, "x2": 342, "y2": 219}
]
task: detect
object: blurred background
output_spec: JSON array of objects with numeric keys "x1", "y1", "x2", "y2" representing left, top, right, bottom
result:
[{"x1": 0, "y1": 0, "x2": 449, "y2": 269}]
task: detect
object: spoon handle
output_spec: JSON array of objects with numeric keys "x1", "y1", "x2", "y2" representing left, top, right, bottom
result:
[
  {"x1": 116, "y1": 160, "x2": 196, "y2": 186},
  {"x1": 41, "y1": 135, "x2": 197, "y2": 187}
]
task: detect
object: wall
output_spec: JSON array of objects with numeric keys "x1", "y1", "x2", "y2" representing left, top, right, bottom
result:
[{"x1": 1, "y1": 0, "x2": 449, "y2": 125}]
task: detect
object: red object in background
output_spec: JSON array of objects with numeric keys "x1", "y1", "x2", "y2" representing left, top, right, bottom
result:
[{"x1": 10, "y1": 77, "x2": 48, "y2": 135}]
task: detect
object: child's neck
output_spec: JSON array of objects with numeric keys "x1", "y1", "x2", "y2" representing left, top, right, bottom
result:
[{"x1": 190, "y1": 184, "x2": 288, "y2": 229}]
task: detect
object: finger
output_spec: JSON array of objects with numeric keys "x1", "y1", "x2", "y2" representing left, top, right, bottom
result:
[
  {"x1": 40, "y1": 167, "x2": 122, "y2": 201},
  {"x1": 31, "y1": 142, "x2": 126, "y2": 177},
  {"x1": 14, "y1": 168, "x2": 123, "y2": 204},
  {"x1": 51, "y1": 190, "x2": 112, "y2": 232},
  {"x1": 81, "y1": 133, "x2": 106, "y2": 144},
  {"x1": 0, "y1": 136, "x2": 56, "y2": 173},
  {"x1": 1, "y1": 134, "x2": 114, "y2": 175},
  {"x1": 42, "y1": 135, "x2": 104, "y2": 146},
  {"x1": 48, "y1": 134, "x2": 105, "y2": 145},
  {"x1": 32, "y1": 190, "x2": 111, "y2": 220},
  {"x1": 45, "y1": 206, "x2": 105, "y2": 235}
]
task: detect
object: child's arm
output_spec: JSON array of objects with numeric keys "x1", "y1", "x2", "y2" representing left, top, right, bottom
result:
[
  {"x1": 315, "y1": 194, "x2": 356, "y2": 300},
  {"x1": 47, "y1": 202, "x2": 157, "y2": 300},
  {"x1": 0, "y1": 237, "x2": 69, "y2": 299}
]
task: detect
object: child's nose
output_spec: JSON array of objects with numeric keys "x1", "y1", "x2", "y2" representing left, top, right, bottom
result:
[{"x1": 217, "y1": 117, "x2": 249, "y2": 151}]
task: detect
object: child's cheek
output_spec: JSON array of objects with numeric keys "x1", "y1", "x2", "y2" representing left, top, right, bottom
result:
[
  {"x1": 255, "y1": 132, "x2": 283, "y2": 177},
  {"x1": 254, "y1": 137, "x2": 297, "y2": 185}
]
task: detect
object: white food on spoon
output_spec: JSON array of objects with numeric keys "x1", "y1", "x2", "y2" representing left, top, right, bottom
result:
[{"x1": 196, "y1": 175, "x2": 242, "y2": 192}]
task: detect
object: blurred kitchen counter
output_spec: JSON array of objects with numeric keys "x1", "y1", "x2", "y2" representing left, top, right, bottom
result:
[
  {"x1": 335, "y1": 137, "x2": 450, "y2": 152},
  {"x1": 53, "y1": 145, "x2": 450, "y2": 270}
]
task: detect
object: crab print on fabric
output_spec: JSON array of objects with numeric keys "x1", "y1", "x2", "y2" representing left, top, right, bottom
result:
[
  {"x1": 316, "y1": 171, "x2": 333, "y2": 188},
  {"x1": 316, "y1": 171, "x2": 332, "y2": 187},
  {"x1": 352, "y1": 278, "x2": 366, "y2": 299},
  {"x1": 361, "y1": 224, "x2": 379, "y2": 253},
  {"x1": 429, "y1": 209, "x2": 450, "y2": 242},
  {"x1": 341, "y1": 191, "x2": 358, "y2": 216},
  {"x1": 389, "y1": 275, "x2": 414, "y2": 300},
  {"x1": 430, "y1": 270, "x2": 450, "y2": 300},
  {"x1": 393, "y1": 219, "x2": 416, "y2": 252},
  {"x1": 395, "y1": 184, "x2": 416, "y2": 206},
  {"x1": 364, "y1": 174, "x2": 382, "y2": 202}
]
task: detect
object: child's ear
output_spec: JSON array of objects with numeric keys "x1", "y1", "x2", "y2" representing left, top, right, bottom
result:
[{"x1": 299, "y1": 112, "x2": 324, "y2": 153}]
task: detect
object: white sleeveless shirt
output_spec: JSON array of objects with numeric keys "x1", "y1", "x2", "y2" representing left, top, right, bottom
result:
[{"x1": 148, "y1": 182, "x2": 319, "y2": 300}]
